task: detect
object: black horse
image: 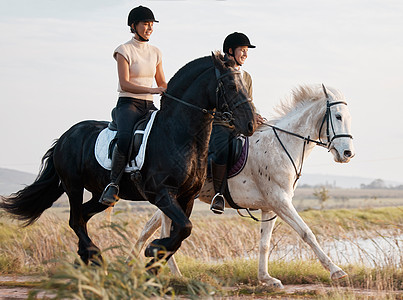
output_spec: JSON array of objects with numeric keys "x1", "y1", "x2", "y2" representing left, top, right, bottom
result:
[{"x1": 0, "y1": 52, "x2": 256, "y2": 265}]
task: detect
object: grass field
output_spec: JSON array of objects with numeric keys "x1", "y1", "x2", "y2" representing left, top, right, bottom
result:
[
  {"x1": 35, "y1": 186, "x2": 403, "y2": 215},
  {"x1": 292, "y1": 187, "x2": 403, "y2": 210},
  {"x1": 0, "y1": 188, "x2": 402, "y2": 298}
]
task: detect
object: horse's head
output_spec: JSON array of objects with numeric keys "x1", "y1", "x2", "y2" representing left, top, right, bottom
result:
[
  {"x1": 319, "y1": 85, "x2": 355, "y2": 163},
  {"x1": 211, "y1": 52, "x2": 256, "y2": 136}
]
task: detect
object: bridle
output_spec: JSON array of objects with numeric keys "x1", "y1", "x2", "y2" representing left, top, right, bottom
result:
[
  {"x1": 263, "y1": 84, "x2": 353, "y2": 188},
  {"x1": 163, "y1": 66, "x2": 250, "y2": 122},
  {"x1": 318, "y1": 86, "x2": 354, "y2": 148},
  {"x1": 236, "y1": 85, "x2": 354, "y2": 223}
]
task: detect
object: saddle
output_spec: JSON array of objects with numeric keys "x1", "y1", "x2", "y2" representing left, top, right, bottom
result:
[
  {"x1": 94, "y1": 108, "x2": 158, "y2": 173},
  {"x1": 207, "y1": 135, "x2": 249, "y2": 210},
  {"x1": 207, "y1": 135, "x2": 249, "y2": 179}
]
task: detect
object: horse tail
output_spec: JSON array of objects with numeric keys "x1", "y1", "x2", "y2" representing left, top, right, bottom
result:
[{"x1": 0, "y1": 141, "x2": 64, "y2": 226}]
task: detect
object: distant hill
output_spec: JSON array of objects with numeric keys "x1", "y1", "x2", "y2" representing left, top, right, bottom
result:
[
  {"x1": 298, "y1": 173, "x2": 402, "y2": 189},
  {"x1": 0, "y1": 168, "x2": 36, "y2": 196},
  {"x1": 1, "y1": 168, "x2": 402, "y2": 195}
]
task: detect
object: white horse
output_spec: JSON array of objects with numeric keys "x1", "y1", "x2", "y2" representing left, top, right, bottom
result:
[{"x1": 135, "y1": 84, "x2": 355, "y2": 288}]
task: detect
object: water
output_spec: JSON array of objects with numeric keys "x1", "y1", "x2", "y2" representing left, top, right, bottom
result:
[
  {"x1": 325, "y1": 234, "x2": 402, "y2": 267},
  {"x1": 270, "y1": 233, "x2": 402, "y2": 267}
]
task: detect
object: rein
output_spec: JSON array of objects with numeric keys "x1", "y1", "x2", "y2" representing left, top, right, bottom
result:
[
  {"x1": 262, "y1": 123, "x2": 326, "y2": 188},
  {"x1": 163, "y1": 92, "x2": 215, "y2": 116},
  {"x1": 225, "y1": 85, "x2": 354, "y2": 223},
  {"x1": 262, "y1": 85, "x2": 353, "y2": 188},
  {"x1": 163, "y1": 66, "x2": 248, "y2": 122}
]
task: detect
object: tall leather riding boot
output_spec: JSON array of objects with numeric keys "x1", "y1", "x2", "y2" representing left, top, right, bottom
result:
[
  {"x1": 210, "y1": 161, "x2": 227, "y2": 214},
  {"x1": 99, "y1": 146, "x2": 127, "y2": 206}
]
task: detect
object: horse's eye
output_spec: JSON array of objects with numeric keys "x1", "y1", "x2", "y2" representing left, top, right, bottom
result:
[{"x1": 336, "y1": 114, "x2": 342, "y2": 121}]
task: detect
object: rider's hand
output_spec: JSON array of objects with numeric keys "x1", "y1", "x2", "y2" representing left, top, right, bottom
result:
[
  {"x1": 152, "y1": 86, "x2": 167, "y2": 95},
  {"x1": 255, "y1": 114, "x2": 265, "y2": 125}
]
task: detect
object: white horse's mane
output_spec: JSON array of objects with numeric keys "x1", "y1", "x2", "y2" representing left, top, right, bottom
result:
[{"x1": 263, "y1": 84, "x2": 344, "y2": 127}]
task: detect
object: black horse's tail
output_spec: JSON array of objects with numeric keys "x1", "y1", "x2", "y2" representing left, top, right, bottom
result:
[{"x1": 0, "y1": 141, "x2": 64, "y2": 226}]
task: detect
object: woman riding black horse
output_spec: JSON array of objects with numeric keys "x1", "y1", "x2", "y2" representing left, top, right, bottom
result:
[
  {"x1": 0, "y1": 52, "x2": 256, "y2": 266},
  {"x1": 100, "y1": 6, "x2": 167, "y2": 207}
]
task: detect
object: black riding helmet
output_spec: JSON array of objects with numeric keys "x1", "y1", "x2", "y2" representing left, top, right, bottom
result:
[
  {"x1": 127, "y1": 6, "x2": 159, "y2": 26},
  {"x1": 127, "y1": 6, "x2": 158, "y2": 42},
  {"x1": 223, "y1": 32, "x2": 256, "y2": 55}
]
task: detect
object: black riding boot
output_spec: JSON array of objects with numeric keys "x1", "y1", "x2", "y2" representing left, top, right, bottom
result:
[
  {"x1": 99, "y1": 146, "x2": 127, "y2": 206},
  {"x1": 210, "y1": 162, "x2": 227, "y2": 214}
]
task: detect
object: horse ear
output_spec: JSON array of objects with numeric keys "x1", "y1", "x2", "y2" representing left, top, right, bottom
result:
[
  {"x1": 211, "y1": 51, "x2": 225, "y2": 71},
  {"x1": 322, "y1": 84, "x2": 329, "y2": 99}
]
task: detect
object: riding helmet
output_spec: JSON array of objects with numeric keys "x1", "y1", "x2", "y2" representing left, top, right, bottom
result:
[
  {"x1": 127, "y1": 6, "x2": 159, "y2": 26},
  {"x1": 223, "y1": 32, "x2": 256, "y2": 54}
]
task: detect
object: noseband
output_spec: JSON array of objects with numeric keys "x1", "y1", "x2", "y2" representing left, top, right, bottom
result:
[
  {"x1": 318, "y1": 97, "x2": 353, "y2": 149},
  {"x1": 163, "y1": 66, "x2": 249, "y2": 122}
]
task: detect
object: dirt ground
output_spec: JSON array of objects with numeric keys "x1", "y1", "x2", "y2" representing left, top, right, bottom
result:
[
  {"x1": 1, "y1": 275, "x2": 402, "y2": 299},
  {"x1": 0, "y1": 275, "x2": 46, "y2": 299}
]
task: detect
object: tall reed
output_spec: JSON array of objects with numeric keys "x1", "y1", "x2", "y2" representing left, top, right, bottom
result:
[{"x1": 0, "y1": 205, "x2": 402, "y2": 296}]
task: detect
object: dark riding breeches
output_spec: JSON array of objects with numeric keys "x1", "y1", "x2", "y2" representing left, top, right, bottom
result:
[
  {"x1": 114, "y1": 97, "x2": 157, "y2": 155},
  {"x1": 209, "y1": 124, "x2": 236, "y2": 165}
]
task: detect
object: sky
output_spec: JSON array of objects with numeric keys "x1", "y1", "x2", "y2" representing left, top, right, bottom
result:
[{"x1": 0, "y1": 0, "x2": 402, "y2": 184}]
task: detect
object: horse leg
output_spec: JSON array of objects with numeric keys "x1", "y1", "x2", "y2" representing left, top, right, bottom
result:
[
  {"x1": 275, "y1": 198, "x2": 347, "y2": 280},
  {"x1": 258, "y1": 210, "x2": 283, "y2": 288},
  {"x1": 136, "y1": 199, "x2": 190, "y2": 275},
  {"x1": 159, "y1": 196, "x2": 194, "y2": 275},
  {"x1": 67, "y1": 188, "x2": 103, "y2": 265},
  {"x1": 66, "y1": 187, "x2": 92, "y2": 264},
  {"x1": 145, "y1": 189, "x2": 193, "y2": 260},
  {"x1": 134, "y1": 209, "x2": 163, "y2": 256},
  {"x1": 82, "y1": 194, "x2": 108, "y2": 223},
  {"x1": 161, "y1": 213, "x2": 182, "y2": 276},
  {"x1": 76, "y1": 194, "x2": 108, "y2": 264}
]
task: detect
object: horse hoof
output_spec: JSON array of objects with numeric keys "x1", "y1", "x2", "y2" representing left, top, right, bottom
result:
[
  {"x1": 270, "y1": 281, "x2": 284, "y2": 289},
  {"x1": 145, "y1": 243, "x2": 167, "y2": 259},
  {"x1": 145, "y1": 258, "x2": 162, "y2": 275},
  {"x1": 331, "y1": 269, "x2": 348, "y2": 280},
  {"x1": 260, "y1": 277, "x2": 284, "y2": 289},
  {"x1": 89, "y1": 257, "x2": 103, "y2": 267},
  {"x1": 263, "y1": 281, "x2": 284, "y2": 290},
  {"x1": 73, "y1": 259, "x2": 84, "y2": 268}
]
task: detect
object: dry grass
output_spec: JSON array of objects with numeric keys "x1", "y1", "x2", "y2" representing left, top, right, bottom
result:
[{"x1": 0, "y1": 203, "x2": 402, "y2": 298}]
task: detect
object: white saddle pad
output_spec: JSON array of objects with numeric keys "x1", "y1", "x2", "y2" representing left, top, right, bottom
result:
[{"x1": 94, "y1": 110, "x2": 158, "y2": 172}]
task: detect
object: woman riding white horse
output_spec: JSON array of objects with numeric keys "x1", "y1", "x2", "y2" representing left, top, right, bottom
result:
[{"x1": 135, "y1": 84, "x2": 355, "y2": 288}]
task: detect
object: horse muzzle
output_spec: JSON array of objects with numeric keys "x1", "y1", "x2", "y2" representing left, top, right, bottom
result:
[{"x1": 330, "y1": 146, "x2": 355, "y2": 163}]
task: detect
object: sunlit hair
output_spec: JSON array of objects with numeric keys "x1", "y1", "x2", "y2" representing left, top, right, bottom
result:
[
  {"x1": 267, "y1": 85, "x2": 344, "y2": 125},
  {"x1": 222, "y1": 53, "x2": 236, "y2": 68}
]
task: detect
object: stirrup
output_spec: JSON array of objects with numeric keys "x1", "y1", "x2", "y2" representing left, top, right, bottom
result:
[
  {"x1": 210, "y1": 193, "x2": 224, "y2": 214},
  {"x1": 99, "y1": 183, "x2": 120, "y2": 206}
]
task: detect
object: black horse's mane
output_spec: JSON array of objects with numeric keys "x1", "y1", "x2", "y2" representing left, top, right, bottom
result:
[
  {"x1": 166, "y1": 56, "x2": 212, "y2": 94},
  {"x1": 164, "y1": 51, "x2": 232, "y2": 96}
]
